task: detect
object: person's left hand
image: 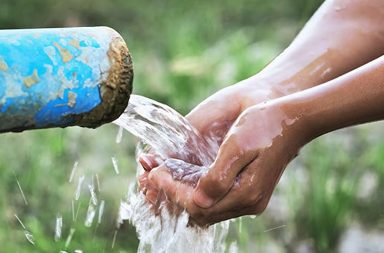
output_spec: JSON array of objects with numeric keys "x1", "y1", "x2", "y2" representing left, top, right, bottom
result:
[
  {"x1": 145, "y1": 98, "x2": 311, "y2": 226},
  {"x1": 138, "y1": 77, "x2": 276, "y2": 209}
]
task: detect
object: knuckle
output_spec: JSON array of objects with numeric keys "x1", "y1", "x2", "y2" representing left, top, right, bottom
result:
[
  {"x1": 189, "y1": 216, "x2": 209, "y2": 227},
  {"x1": 243, "y1": 190, "x2": 269, "y2": 215},
  {"x1": 187, "y1": 200, "x2": 214, "y2": 221},
  {"x1": 188, "y1": 207, "x2": 206, "y2": 221},
  {"x1": 207, "y1": 175, "x2": 230, "y2": 196},
  {"x1": 187, "y1": 205, "x2": 200, "y2": 217},
  {"x1": 252, "y1": 198, "x2": 268, "y2": 215},
  {"x1": 148, "y1": 168, "x2": 163, "y2": 182},
  {"x1": 239, "y1": 185, "x2": 261, "y2": 204},
  {"x1": 249, "y1": 192, "x2": 263, "y2": 204},
  {"x1": 147, "y1": 171, "x2": 155, "y2": 182}
]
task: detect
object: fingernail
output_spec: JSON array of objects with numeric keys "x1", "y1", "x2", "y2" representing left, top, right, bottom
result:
[
  {"x1": 146, "y1": 192, "x2": 157, "y2": 205},
  {"x1": 194, "y1": 189, "x2": 214, "y2": 208},
  {"x1": 140, "y1": 155, "x2": 154, "y2": 171}
]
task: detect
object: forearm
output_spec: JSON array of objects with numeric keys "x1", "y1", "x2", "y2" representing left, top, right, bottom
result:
[
  {"x1": 255, "y1": 0, "x2": 384, "y2": 96},
  {"x1": 186, "y1": 0, "x2": 384, "y2": 146},
  {"x1": 280, "y1": 55, "x2": 384, "y2": 141}
]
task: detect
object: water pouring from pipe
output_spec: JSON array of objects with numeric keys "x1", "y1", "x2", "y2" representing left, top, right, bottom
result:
[
  {"x1": 0, "y1": 27, "x2": 232, "y2": 252},
  {"x1": 114, "y1": 95, "x2": 230, "y2": 253}
]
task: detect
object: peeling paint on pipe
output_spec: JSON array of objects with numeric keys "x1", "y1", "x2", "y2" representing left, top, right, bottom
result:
[{"x1": 0, "y1": 27, "x2": 133, "y2": 133}]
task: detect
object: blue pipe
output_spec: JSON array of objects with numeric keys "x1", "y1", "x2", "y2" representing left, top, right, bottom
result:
[{"x1": 0, "y1": 27, "x2": 133, "y2": 133}]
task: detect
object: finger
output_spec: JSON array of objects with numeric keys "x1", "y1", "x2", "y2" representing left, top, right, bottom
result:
[
  {"x1": 138, "y1": 172, "x2": 148, "y2": 190},
  {"x1": 139, "y1": 154, "x2": 160, "y2": 171},
  {"x1": 164, "y1": 158, "x2": 207, "y2": 187},
  {"x1": 191, "y1": 205, "x2": 257, "y2": 227},
  {"x1": 145, "y1": 188, "x2": 159, "y2": 205},
  {"x1": 193, "y1": 134, "x2": 258, "y2": 208},
  {"x1": 148, "y1": 165, "x2": 194, "y2": 209},
  {"x1": 189, "y1": 160, "x2": 266, "y2": 225}
]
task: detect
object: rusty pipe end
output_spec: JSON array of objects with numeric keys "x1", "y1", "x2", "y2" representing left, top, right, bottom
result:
[{"x1": 71, "y1": 30, "x2": 134, "y2": 128}]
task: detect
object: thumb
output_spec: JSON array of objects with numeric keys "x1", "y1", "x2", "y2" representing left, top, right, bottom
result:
[{"x1": 192, "y1": 134, "x2": 257, "y2": 208}]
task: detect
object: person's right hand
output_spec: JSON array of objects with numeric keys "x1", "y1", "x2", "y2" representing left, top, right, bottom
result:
[
  {"x1": 139, "y1": 75, "x2": 281, "y2": 204},
  {"x1": 146, "y1": 97, "x2": 310, "y2": 225}
]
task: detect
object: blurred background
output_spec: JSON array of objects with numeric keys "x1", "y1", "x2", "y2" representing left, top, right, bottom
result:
[{"x1": 0, "y1": 0, "x2": 383, "y2": 252}]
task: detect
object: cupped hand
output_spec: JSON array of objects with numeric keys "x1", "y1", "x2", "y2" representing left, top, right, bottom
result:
[
  {"x1": 138, "y1": 77, "x2": 274, "y2": 199},
  {"x1": 146, "y1": 98, "x2": 309, "y2": 225},
  {"x1": 185, "y1": 76, "x2": 274, "y2": 143}
]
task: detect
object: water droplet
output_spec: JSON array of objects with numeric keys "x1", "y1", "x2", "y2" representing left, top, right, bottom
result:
[
  {"x1": 88, "y1": 184, "x2": 98, "y2": 206},
  {"x1": 111, "y1": 229, "x2": 118, "y2": 249},
  {"x1": 69, "y1": 161, "x2": 79, "y2": 183},
  {"x1": 111, "y1": 156, "x2": 120, "y2": 175},
  {"x1": 84, "y1": 200, "x2": 96, "y2": 227},
  {"x1": 71, "y1": 200, "x2": 75, "y2": 222},
  {"x1": 64, "y1": 228, "x2": 75, "y2": 248},
  {"x1": 75, "y1": 175, "x2": 85, "y2": 201},
  {"x1": 95, "y1": 174, "x2": 101, "y2": 192},
  {"x1": 98, "y1": 200, "x2": 105, "y2": 224},
  {"x1": 14, "y1": 214, "x2": 26, "y2": 229},
  {"x1": 116, "y1": 126, "x2": 124, "y2": 143},
  {"x1": 263, "y1": 224, "x2": 286, "y2": 233},
  {"x1": 24, "y1": 230, "x2": 35, "y2": 245},
  {"x1": 16, "y1": 177, "x2": 28, "y2": 205}
]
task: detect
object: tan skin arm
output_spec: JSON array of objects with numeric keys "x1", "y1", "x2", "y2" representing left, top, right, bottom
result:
[
  {"x1": 259, "y1": 0, "x2": 384, "y2": 94},
  {"x1": 291, "y1": 56, "x2": 384, "y2": 138},
  {"x1": 149, "y1": 54, "x2": 384, "y2": 226},
  {"x1": 176, "y1": 0, "x2": 384, "y2": 141},
  {"x1": 139, "y1": 0, "x2": 384, "y2": 225}
]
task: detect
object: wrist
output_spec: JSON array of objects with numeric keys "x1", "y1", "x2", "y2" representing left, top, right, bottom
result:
[
  {"x1": 267, "y1": 92, "x2": 320, "y2": 145},
  {"x1": 242, "y1": 69, "x2": 315, "y2": 105},
  {"x1": 237, "y1": 74, "x2": 291, "y2": 99},
  {"x1": 255, "y1": 62, "x2": 325, "y2": 97},
  {"x1": 283, "y1": 56, "x2": 384, "y2": 140}
]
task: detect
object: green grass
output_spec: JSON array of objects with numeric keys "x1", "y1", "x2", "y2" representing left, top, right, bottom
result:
[{"x1": 0, "y1": 127, "x2": 139, "y2": 252}]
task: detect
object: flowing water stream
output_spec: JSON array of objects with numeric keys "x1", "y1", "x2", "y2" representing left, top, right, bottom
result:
[
  {"x1": 114, "y1": 95, "x2": 232, "y2": 253},
  {"x1": 14, "y1": 94, "x2": 233, "y2": 252}
]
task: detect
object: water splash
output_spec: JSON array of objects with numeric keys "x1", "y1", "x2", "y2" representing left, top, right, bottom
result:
[
  {"x1": 114, "y1": 95, "x2": 230, "y2": 253},
  {"x1": 113, "y1": 95, "x2": 218, "y2": 166}
]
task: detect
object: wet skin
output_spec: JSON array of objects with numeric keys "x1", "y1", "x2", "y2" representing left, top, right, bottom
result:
[{"x1": 139, "y1": 0, "x2": 384, "y2": 226}]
